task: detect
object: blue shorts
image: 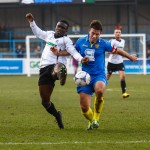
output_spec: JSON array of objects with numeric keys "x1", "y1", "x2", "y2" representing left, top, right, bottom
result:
[{"x1": 77, "y1": 74, "x2": 107, "y2": 95}]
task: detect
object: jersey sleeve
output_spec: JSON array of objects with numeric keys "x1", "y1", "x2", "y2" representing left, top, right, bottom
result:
[
  {"x1": 30, "y1": 21, "x2": 47, "y2": 41},
  {"x1": 105, "y1": 40, "x2": 113, "y2": 52},
  {"x1": 122, "y1": 39, "x2": 125, "y2": 47},
  {"x1": 64, "y1": 37, "x2": 83, "y2": 62},
  {"x1": 111, "y1": 40, "x2": 121, "y2": 53},
  {"x1": 74, "y1": 39, "x2": 80, "y2": 52}
]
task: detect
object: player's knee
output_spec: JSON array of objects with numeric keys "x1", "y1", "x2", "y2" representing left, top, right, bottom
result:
[
  {"x1": 81, "y1": 107, "x2": 88, "y2": 113},
  {"x1": 42, "y1": 101, "x2": 50, "y2": 109},
  {"x1": 120, "y1": 74, "x2": 125, "y2": 80},
  {"x1": 81, "y1": 105, "x2": 89, "y2": 113},
  {"x1": 96, "y1": 90, "x2": 103, "y2": 97},
  {"x1": 121, "y1": 78, "x2": 125, "y2": 81}
]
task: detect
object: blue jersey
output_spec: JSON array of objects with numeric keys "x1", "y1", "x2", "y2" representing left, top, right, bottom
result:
[{"x1": 75, "y1": 35, "x2": 113, "y2": 76}]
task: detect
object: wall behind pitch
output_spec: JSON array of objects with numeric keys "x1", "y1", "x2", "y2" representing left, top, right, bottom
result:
[{"x1": 0, "y1": 3, "x2": 150, "y2": 36}]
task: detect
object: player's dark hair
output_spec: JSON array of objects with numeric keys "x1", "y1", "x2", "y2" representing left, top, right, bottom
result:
[
  {"x1": 89, "y1": 20, "x2": 102, "y2": 31},
  {"x1": 59, "y1": 20, "x2": 69, "y2": 29}
]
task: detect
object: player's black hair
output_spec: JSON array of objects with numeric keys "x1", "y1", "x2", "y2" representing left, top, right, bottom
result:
[
  {"x1": 89, "y1": 20, "x2": 102, "y2": 31},
  {"x1": 59, "y1": 20, "x2": 69, "y2": 29}
]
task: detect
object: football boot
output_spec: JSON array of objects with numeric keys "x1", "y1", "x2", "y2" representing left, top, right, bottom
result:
[{"x1": 122, "y1": 92, "x2": 130, "y2": 98}]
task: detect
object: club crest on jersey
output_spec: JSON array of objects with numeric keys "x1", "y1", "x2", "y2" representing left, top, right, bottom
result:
[{"x1": 95, "y1": 44, "x2": 99, "y2": 48}]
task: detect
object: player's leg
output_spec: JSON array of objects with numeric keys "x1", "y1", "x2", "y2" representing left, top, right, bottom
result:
[
  {"x1": 119, "y1": 70, "x2": 126, "y2": 93},
  {"x1": 107, "y1": 62, "x2": 113, "y2": 80},
  {"x1": 93, "y1": 81, "x2": 105, "y2": 128},
  {"x1": 39, "y1": 85, "x2": 64, "y2": 129},
  {"x1": 72, "y1": 58, "x2": 78, "y2": 76},
  {"x1": 39, "y1": 65, "x2": 64, "y2": 129},
  {"x1": 39, "y1": 84, "x2": 55, "y2": 115},
  {"x1": 107, "y1": 71, "x2": 112, "y2": 80},
  {"x1": 79, "y1": 92, "x2": 93, "y2": 130},
  {"x1": 74, "y1": 65, "x2": 78, "y2": 76},
  {"x1": 118, "y1": 63, "x2": 130, "y2": 98},
  {"x1": 119, "y1": 71, "x2": 130, "y2": 98},
  {"x1": 107, "y1": 72, "x2": 111, "y2": 80},
  {"x1": 52, "y1": 63, "x2": 67, "y2": 86}
]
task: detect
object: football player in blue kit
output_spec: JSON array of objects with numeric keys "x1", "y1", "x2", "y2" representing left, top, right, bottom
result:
[{"x1": 75, "y1": 20, "x2": 137, "y2": 130}]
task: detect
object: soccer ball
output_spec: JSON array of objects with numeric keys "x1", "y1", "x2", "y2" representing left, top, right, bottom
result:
[{"x1": 74, "y1": 71, "x2": 91, "y2": 87}]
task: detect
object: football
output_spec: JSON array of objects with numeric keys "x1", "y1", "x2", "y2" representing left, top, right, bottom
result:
[{"x1": 74, "y1": 71, "x2": 91, "y2": 87}]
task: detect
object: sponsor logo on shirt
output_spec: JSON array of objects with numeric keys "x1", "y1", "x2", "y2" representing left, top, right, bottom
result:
[
  {"x1": 85, "y1": 49, "x2": 95, "y2": 61},
  {"x1": 82, "y1": 44, "x2": 88, "y2": 47}
]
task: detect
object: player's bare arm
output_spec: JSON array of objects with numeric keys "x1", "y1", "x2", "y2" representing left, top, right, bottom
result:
[
  {"x1": 26, "y1": 13, "x2": 34, "y2": 22},
  {"x1": 116, "y1": 49, "x2": 137, "y2": 62}
]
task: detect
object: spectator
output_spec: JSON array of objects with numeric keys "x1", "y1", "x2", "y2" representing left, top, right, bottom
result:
[
  {"x1": 72, "y1": 24, "x2": 80, "y2": 35},
  {"x1": 34, "y1": 45, "x2": 41, "y2": 58},
  {"x1": 147, "y1": 49, "x2": 150, "y2": 59},
  {"x1": 16, "y1": 44, "x2": 24, "y2": 58}
]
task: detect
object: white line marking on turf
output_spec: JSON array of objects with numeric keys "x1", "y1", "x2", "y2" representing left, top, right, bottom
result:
[
  {"x1": 0, "y1": 140, "x2": 150, "y2": 145},
  {"x1": 106, "y1": 89, "x2": 150, "y2": 93}
]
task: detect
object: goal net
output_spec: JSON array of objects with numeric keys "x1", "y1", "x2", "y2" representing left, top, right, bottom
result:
[{"x1": 25, "y1": 33, "x2": 146, "y2": 77}]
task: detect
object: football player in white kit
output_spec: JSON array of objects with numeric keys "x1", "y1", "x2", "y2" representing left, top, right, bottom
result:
[
  {"x1": 26, "y1": 13, "x2": 88, "y2": 129},
  {"x1": 107, "y1": 29, "x2": 130, "y2": 98}
]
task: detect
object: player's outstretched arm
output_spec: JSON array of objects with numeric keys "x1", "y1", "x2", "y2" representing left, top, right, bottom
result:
[
  {"x1": 26, "y1": 13, "x2": 47, "y2": 40},
  {"x1": 50, "y1": 46, "x2": 88, "y2": 63},
  {"x1": 116, "y1": 49, "x2": 137, "y2": 62},
  {"x1": 26, "y1": 13, "x2": 34, "y2": 23}
]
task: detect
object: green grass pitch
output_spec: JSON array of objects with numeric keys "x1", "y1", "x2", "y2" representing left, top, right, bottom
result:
[{"x1": 0, "y1": 74, "x2": 150, "y2": 150}]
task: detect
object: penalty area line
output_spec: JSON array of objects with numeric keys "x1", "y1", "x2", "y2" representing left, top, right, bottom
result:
[{"x1": 0, "y1": 140, "x2": 150, "y2": 145}]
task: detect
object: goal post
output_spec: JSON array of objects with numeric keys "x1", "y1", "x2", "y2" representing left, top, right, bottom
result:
[
  {"x1": 26, "y1": 35, "x2": 36, "y2": 77},
  {"x1": 25, "y1": 33, "x2": 146, "y2": 77}
]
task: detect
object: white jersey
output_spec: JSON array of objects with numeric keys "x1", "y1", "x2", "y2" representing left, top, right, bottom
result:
[
  {"x1": 108, "y1": 38, "x2": 125, "y2": 64},
  {"x1": 30, "y1": 21, "x2": 83, "y2": 68}
]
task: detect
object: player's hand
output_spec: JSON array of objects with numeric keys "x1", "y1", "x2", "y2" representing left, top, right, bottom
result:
[
  {"x1": 130, "y1": 54, "x2": 138, "y2": 62},
  {"x1": 26, "y1": 13, "x2": 34, "y2": 23},
  {"x1": 50, "y1": 47, "x2": 59, "y2": 56},
  {"x1": 81, "y1": 57, "x2": 89, "y2": 64}
]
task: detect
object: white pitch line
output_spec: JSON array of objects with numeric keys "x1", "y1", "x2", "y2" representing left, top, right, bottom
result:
[
  {"x1": 0, "y1": 140, "x2": 150, "y2": 145},
  {"x1": 106, "y1": 89, "x2": 150, "y2": 93}
]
